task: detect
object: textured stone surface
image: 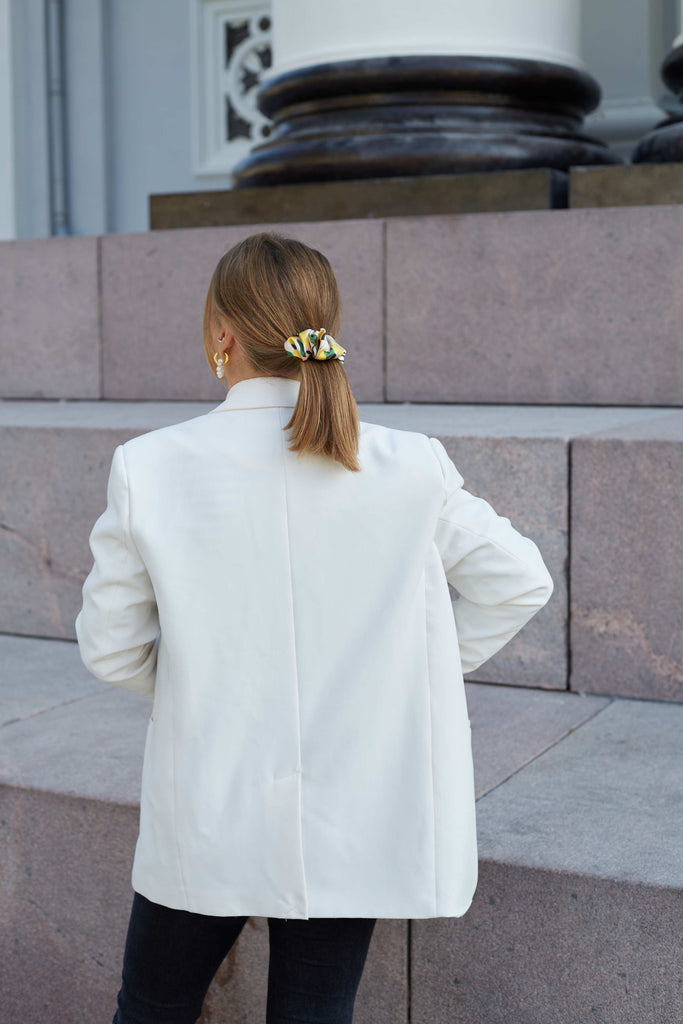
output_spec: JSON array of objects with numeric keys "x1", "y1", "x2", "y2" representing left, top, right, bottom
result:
[
  {"x1": 465, "y1": 683, "x2": 608, "y2": 797},
  {"x1": 386, "y1": 207, "x2": 683, "y2": 405},
  {"x1": 149, "y1": 169, "x2": 563, "y2": 230},
  {"x1": 0, "y1": 634, "x2": 103, "y2": 726},
  {"x1": 439, "y1": 434, "x2": 566, "y2": 687},
  {"x1": 0, "y1": 784, "x2": 406, "y2": 1024},
  {"x1": 0, "y1": 236, "x2": 100, "y2": 399},
  {"x1": 101, "y1": 221, "x2": 383, "y2": 402},
  {"x1": 476, "y1": 698, "x2": 683, "y2": 887},
  {"x1": 200, "y1": 918, "x2": 407, "y2": 1024},
  {"x1": 3, "y1": 642, "x2": 682, "y2": 1023},
  {"x1": 0, "y1": 786, "x2": 139, "y2": 1024},
  {"x1": 571, "y1": 161, "x2": 683, "y2": 207},
  {"x1": 2, "y1": 401, "x2": 676, "y2": 687},
  {"x1": 0, "y1": 426, "x2": 140, "y2": 638},
  {"x1": 0, "y1": 686, "x2": 150, "y2": 805},
  {"x1": 571, "y1": 412, "x2": 683, "y2": 701},
  {"x1": 2, "y1": 639, "x2": 610, "y2": 808},
  {"x1": 411, "y1": 863, "x2": 683, "y2": 1024}
]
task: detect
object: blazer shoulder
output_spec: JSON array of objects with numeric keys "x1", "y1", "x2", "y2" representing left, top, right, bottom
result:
[{"x1": 120, "y1": 409, "x2": 215, "y2": 460}]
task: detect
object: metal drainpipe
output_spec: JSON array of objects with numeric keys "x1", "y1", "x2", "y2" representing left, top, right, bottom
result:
[{"x1": 46, "y1": 0, "x2": 69, "y2": 235}]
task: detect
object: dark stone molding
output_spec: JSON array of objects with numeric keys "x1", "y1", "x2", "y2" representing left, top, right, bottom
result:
[
  {"x1": 232, "y1": 54, "x2": 619, "y2": 188},
  {"x1": 632, "y1": 45, "x2": 683, "y2": 163}
]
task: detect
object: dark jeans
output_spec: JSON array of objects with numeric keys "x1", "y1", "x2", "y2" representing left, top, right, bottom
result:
[{"x1": 113, "y1": 892, "x2": 376, "y2": 1024}]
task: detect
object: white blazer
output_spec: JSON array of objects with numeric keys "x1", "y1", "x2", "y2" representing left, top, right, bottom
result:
[{"x1": 76, "y1": 376, "x2": 553, "y2": 920}]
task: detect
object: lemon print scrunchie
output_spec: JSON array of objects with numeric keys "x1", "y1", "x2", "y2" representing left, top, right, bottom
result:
[{"x1": 284, "y1": 329, "x2": 346, "y2": 363}]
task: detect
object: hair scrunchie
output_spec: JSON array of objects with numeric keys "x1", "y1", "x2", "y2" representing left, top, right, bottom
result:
[{"x1": 284, "y1": 328, "x2": 346, "y2": 363}]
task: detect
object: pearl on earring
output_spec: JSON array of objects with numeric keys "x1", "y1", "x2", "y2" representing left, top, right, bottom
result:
[{"x1": 214, "y1": 350, "x2": 229, "y2": 379}]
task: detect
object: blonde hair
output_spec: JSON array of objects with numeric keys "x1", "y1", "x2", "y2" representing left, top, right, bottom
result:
[{"x1": 203, "y1": 233, "x2": 360, "y2": 473}]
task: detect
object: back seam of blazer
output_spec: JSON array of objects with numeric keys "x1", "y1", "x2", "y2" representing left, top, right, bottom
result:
[{"x1": 277, "y1": 409, "x2": 310, "y2": 915}]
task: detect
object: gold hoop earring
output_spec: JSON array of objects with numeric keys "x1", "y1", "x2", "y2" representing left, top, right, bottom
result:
[{"x1": 214, "y1": 351, "x2": 229, "y2": 379}]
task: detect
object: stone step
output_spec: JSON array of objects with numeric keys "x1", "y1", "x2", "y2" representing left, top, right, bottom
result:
[
  {"x1": 1, "y1": 400, "x2": 681, "y2": 700},
  {"x1": 2, "y1": 207, "x2": 683, "y2": 405},
  {"x1": 1, "y1": 636, "x2": 680, "y2": 1024}
]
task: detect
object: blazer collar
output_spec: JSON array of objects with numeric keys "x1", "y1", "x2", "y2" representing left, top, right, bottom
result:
[{"x1": 211, "y1": 376, "x2": 300, "y2": 412}]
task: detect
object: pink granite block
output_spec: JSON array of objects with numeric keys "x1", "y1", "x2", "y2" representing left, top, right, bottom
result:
[
  {"x1": 0, "y1": 425, "x2": 139, "y2": 639},
  {"x1": 440, "y1": 435, "x2": 567, "y2": 688},
  {"x1": 0, "y1": 786, "x2": 139, "y2": 1024},
  {"x1": 0, "y1": 783, "x2": 406, "y2": 1024},
  {"x1": 386, "y1": 207, "x2": 683, "y2": 405},
  {"x1": 102, "y1": 221, "x2": 383, "y2": 402},
  {"x1": 411, "y1": 863, "x2": 683, "y2": 1024},
  {"x1": 570, "y1": 412, "x2": 683, "y2": 701},
  {"x1": 0, "y1": 236, "x2": 100, "y2": 398}
]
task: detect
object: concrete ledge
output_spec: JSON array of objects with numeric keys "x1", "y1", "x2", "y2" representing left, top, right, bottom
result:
[
  {"x1": 0, "y1": 399, "x2": 586, "y2": 686},
  {"x1": 571, "y1": 411, "x2": 683, "y2": 702},
  {"x1": 3, "y1": 636, "x2": 680, "y2": 1024},
  {"x1": 149, "y1": 170, "x2": 565, "y2": 230},
  {"x1": 570, "y1": 162, "x2": 683, "y2": 208},
  {"x1": 2, "y1": 206, "x2": 683, "y2": 405},
  {"x1": 412, "y1": 864, "x2": 683, "y2": 1024},
  {"x1": 1, "y1": 401, "x2": 679, "y2": 693}
]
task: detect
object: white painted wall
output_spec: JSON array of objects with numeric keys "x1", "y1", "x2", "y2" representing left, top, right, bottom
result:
[
  {"x1": 0, "y1": 0, "x2": 16, "y2": 240},
  {"x1": 9, "y1": 0, "x2": 51, "y2": 238},
  {"x1": 583, "y1": 0, "x2": 678, "y2": 158},
  {"x1": 3, "y1": 0, "x2": 683, "y2": 237},
  {"x1": 271, "y1": 0, "x2": 584, "y2": 75}
]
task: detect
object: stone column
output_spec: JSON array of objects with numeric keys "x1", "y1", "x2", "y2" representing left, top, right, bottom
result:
[
  {"x1": 632, "y1": 4, "x2": 683, "y2": 163},
  {"x1": 232, "y1": 0, "x2": 618, "y2": 187}
]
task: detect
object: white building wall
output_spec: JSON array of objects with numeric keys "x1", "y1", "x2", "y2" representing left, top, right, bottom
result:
[
  {"x1": 3, "y1": 0, "x2": 683, "y2": 237},
  {"x1": 0, "y1": 0, "x2": 16, "y2": 240},
  {"x1": 583, "y1": 0, "x2": 680, "y2": 159}
]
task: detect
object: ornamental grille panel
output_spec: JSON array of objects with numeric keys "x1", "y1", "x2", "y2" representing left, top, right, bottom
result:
[{"x1": 192, "y1": 1, "x2": 272, "y2": 177}]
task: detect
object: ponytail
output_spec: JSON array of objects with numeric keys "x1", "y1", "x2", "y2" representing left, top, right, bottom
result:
[
  {"x1": 286, "y1": 359, "x2": 360, "y2": 472},
  {"x1": 203, "y1": 233, "x2": 361, "y2": 472}
]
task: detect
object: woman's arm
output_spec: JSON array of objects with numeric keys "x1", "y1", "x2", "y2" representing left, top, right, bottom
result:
[
  {"x1": 430, "y1": 437, "x2": 554, "y2": 675},
  {"x1": 75, "y1": 444, "x2": 159, "y2": 698}
]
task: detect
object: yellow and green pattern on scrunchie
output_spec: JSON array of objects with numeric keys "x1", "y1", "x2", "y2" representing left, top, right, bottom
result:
[{"x1": 284, "y1": 328, "x2": 346, "y2": 363}]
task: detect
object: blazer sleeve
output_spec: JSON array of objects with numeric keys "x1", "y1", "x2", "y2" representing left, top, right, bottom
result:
[
  {"x1": 429, "y1": 436, "x2": 554, "y2": 675},
  {"x1": 75, "y1": 444, "x2": 159, "y2": 698}
]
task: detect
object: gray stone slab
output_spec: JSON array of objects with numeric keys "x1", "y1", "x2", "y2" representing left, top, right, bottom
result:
[
  {"x1": 571, "y1": 161, "x2": 683, "y2": 208},
  {"x1": 0, "y1": 425, "x2": 141, "y2": 639},
  {"x1": 0, "y1": 786, "x2": 405, "y2": 1024},
  {"x1": 386, "y1": 207, "x2": 683, "y2": 405},
  {"x1": 571, "y1": 412, "x2": 683, "y2": 702},
  {"x1": 0, "y1": 236, "x2": 100, "y2": 399},
  {"x1": 0, "y1": 399, "x2": 213, "y2": 429},
  {"x1": 476, "y1": 697, "x2": 683, "y2": 888},
  {"x1": 0, "y1": 401, "x2": 579, "y2": 678},
  {"x1": 440, "y1": 434, "x2": 566, "y2": 687},
  {"x1": 0, "y1": 635, "x2": 103, "y2": 726},
  {"x1": 411, "y1": 863, "x2": 683, "y2": 1024},
  {"x1": 149, "y1": 169, "x2": 563, "y2": 230},
  {"x1": 101, "y1": 221, "x2": 383, "y2": 403},
  {"x1": 1, "y1": 398, "x2": 669, "y2": 433},
  {"x1": 358, "y1": 403, "x2": 676, "y2": 438},
  {"x1": 1, "y1": 638, "x2": 608, "y2": 811},
  {"x1": 0, "y1": 785, "x2": 139, "y2": 1024},
  {"x1": 0, "y1": 686, "x2": 150, "y2": 805},
  {"x1": 465, "y1": 682, "x2": 609, "y2": 797}
]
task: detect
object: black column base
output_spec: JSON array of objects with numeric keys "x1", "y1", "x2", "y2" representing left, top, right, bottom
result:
[
  {"x1": 232, "y1": 55, "x2": 620, "y2": 188},
  {"x1": 633, "y1": 45, "x2": 683, "y2": 163}
]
